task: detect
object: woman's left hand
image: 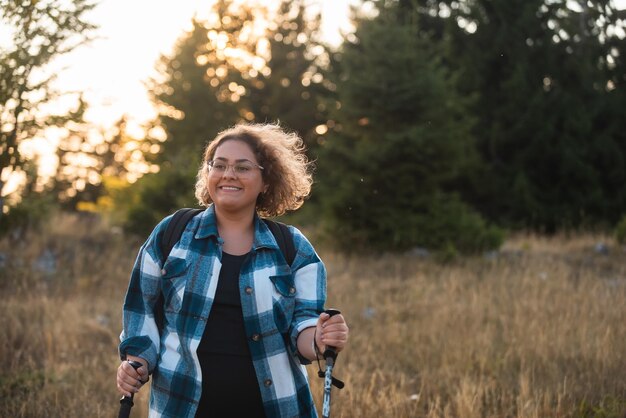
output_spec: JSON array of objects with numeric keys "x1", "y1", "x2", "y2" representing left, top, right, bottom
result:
[{"x1": 315, "y1": 312, "x2": 349, "y2": 353}]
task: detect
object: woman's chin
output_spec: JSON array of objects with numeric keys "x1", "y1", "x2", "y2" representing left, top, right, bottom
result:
[{"x1": 214, "y1": 199, "x2": 256, "y2": 214}]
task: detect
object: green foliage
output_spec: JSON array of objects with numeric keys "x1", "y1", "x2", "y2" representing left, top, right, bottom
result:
[
  {"x1": 615, "y1": 215, "x2": 626, "y2": 245},
  {"x1": 52, "y1": 114, "x2": 148, "y2": 210},
  {"x1": 0, "y1": 195, "x2": 56, "y2": 239},
  {"x1": 82, "y1": 175, "x2": 139, "y2": 225},
  {"x1": 123, "y1": 0, "x2": 328, "y2": 235},
  {"x1": 246, "y1": 1, "x2": 327, "y2": 154},
  {"x1": 316, "y1": 8, "x2": 501, "y2": 254},
  {"x1": 122, "y1": 165, "x2": 199, "y2": 237},
  {"x1": 412, "y1": 193, "x2": 504, "y2": 254},
  {"x1": 0, "y1": 164, "x2": 57, "y2": 239},
  {"x1": 112, "y1": 0, "x2": 625, "y2": 246},
  {"x1": 577, "y1": 396, "x2": 626, "y2": 418},
  {"x1": 147, "y1": 0, "x2": 325, "y2": 167},
  {"x1": 0, "y1": 0, "x2": 96, "y2": 216},
  {"x1": 149, "y1": 19, "x2": 240, "y2": 166},
  {"x1": 438, "y1": 0, "x2": 626, "y2": 231}
]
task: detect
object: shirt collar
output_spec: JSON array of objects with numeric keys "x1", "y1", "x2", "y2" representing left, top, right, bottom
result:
[
  {"x1": 194, "y1": 205, "x2": 281, "y2": 253},
  {"x1": 253, "y1": 215, "x2": 281, "y2": 252},
  {"x1": 194, "y1": 205, "x2": 219, "y2": 239}
]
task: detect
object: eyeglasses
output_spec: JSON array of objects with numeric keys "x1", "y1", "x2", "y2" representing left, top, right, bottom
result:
[{"x1": 207, "y1": 159, "x2": 264, "y2": 177}]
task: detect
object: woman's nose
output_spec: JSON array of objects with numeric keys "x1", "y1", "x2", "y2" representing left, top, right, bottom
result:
[{"x1": 222, "y1": 165, "x2": 238, "y2": 178}]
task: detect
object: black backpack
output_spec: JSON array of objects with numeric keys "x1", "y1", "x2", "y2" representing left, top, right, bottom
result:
[{"x1": 154, "y1": 208, "x2": 295, "y2": 331}]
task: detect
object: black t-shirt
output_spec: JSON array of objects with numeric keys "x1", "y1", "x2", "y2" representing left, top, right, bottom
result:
[{"x1": 195, "y1": 252, "x2": 266, "y2": 418}]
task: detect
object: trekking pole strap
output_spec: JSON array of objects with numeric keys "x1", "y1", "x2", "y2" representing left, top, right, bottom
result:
[{"x1": 317, "y1": 370, "x2": 345, "y2": 389}]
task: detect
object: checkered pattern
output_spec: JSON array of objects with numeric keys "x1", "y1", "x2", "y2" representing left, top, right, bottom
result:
[{"x1": 119, "y1": 205, "x2": 327, "y2": 418}]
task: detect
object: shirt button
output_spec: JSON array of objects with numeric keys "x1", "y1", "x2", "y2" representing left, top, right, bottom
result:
[
  {"x1": 160, "y1": 269, "x2": 167, "y2": 275},
  {"x1": 289, "y1": 287, "x2": 296, "y2": 295},
  {"x1": 245, "y1": 286, "x2": 253, "y2": 295},
  {"x1": 264, "y1": 379, "x2": 272, "y2": 387},
  {"x1": 251, "y1": 333, "x2": 261, "y2": 342}
]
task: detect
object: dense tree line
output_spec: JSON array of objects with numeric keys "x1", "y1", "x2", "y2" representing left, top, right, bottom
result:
[
  {"x1": 316, "y1": 0, "x2": 626, "y2": 250},
  {"x1": 0, "y1": 0, "x2": 96, "y2": 235},
  {"x1": 2, "y1": 0, "x2": 625, "y2": 253},
  {"x1": 437, "y1": 0, "x2": 626, "y2": 232},
  {"x1": 315, "y1": 5, "x2": 502, "y2": 252},
  {"x1": 120, "y1": 0, "x2": 329, "y2": 235}
]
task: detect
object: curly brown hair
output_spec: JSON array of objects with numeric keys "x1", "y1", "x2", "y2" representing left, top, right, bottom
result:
[{"x1": 195, "y1": 123, "x2": 313, "y2": 217}]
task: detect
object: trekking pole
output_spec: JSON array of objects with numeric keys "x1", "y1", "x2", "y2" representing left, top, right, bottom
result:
[
  {"x1": 321, "y1": 309, "x2": 342, "y2": 418},
  {"x1": 118, "y1": 360, "x2": 143, "y2": 418}
]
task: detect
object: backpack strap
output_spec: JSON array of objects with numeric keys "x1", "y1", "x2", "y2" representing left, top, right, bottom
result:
[
  {"x1": 154, "y1": 210, "x2": 295, "y2": 333},
  {"x1": 160, "y1": 208, "x2": 204, "y2": 260},
  {"x1": 155, "y1": 208, "x2": 202, "y2": 332},
  {"x1": 160, "y1": 210, "x2": 295, "y2": 265},
  {"x1": 263, "y1": 219, "x2": 296, "y2": 266}
]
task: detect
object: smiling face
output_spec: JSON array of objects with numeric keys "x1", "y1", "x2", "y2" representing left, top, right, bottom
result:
[{"x1": 207, "y1": 139, "x2": 266, "y2": 217}]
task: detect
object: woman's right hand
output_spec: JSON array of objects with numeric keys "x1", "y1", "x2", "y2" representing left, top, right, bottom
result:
[{"x1": 116, "y1": 355, "x2": 149, "y2": 397}]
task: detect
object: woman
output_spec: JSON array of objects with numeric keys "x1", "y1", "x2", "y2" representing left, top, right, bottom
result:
[{"x1": 116, "y1": 123, "x2": 349, "y2": 417}]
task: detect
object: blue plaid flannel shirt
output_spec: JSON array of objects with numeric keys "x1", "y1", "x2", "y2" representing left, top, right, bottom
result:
[{"x1": 119, "y1": 205, "x2": 327, "y2": 417}]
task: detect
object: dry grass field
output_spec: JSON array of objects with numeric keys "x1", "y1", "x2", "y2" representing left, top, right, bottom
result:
[{"x1": 1, "y1": 213, "x2": 624, "y2": 417}]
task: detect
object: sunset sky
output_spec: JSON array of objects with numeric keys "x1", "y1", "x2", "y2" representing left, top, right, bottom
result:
[
  {"x1": 51, "y1": 0, "x2": 358, "y2": 130},
  {"x1": 4, "y1": 0, "x2": 360, "y2": 196},
  {"x1": 4, "y1": 0, "x2": 624, "y2": 196},
  {"x1": 45, "y1": 0, "x2": 626, "y2": 133}
]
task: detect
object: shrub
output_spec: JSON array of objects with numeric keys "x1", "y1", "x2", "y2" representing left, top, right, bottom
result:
[
  {"x1": 615, "y1": 215, "x2": 626, "y2": 245},
  {"x1": 0, "y1": 192, "x2": 57, "y2": 239},
  {"x1": 121, "y1": 167, "x2": 198, "y2": 238},
  {"x1": 320, "y1": 191, "x2": 504, "y2": 254}
]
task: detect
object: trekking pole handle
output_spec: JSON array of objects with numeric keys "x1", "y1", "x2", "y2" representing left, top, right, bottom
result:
[
  {"x1": 321, "y1": 309, "x2": 341, "y2": 418},
  {"x1": 118, "y1": 360, "x2": 143, "y2": 418},
  {"x1": 322, "y1": 309, "x2": 341, "y2": 364}
]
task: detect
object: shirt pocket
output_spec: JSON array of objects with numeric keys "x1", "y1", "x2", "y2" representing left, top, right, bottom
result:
[
  {"x1": 269, "y1": 274, "x2": 296, "y2": 333},
  {"x1": 161, "y1": 257, "x2": 189, "y2": 314}
]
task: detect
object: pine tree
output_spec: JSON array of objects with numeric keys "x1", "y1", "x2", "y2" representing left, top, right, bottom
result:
[
  {"x1": 246, "y1": 1, "x2": 327, "y2": 152},
  {"x1": 123, "y1": 0, "x2": 328, "y2": 235},
  {"x1": 442, "y1": 0, "x2": 626, "y2": 230},
  {"x1": 317, "y1": 3, "x2": 501, "y2": 253}
]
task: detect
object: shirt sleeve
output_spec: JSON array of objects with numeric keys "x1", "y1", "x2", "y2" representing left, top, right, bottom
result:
[
  {"x1": 118, "y1": 215, "x2": 171, "y2": 373},
  {"x1": 287, "y1": 226, "x2": 327, "y2": 364}
]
